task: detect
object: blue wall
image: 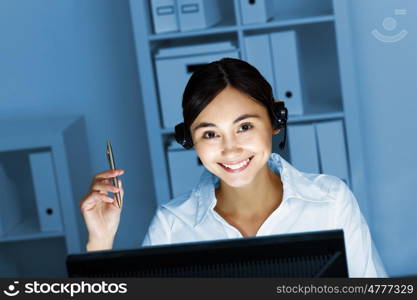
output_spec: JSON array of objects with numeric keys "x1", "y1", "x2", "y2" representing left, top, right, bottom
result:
[
  {"x1": 347, "y1": 0, "x2": 417, "y2": 276},
  {"x1": 0, "y1": 0, "x2": 156, "y2": 250}
]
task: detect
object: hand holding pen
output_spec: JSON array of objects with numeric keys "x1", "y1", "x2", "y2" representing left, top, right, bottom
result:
[{"x1": 79, "y1": 141, "x2": 124, "y2": 251}]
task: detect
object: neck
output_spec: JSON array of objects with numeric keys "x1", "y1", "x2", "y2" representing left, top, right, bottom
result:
[{"x1": 214, "y1": 165, "x2": 283, "y2": 219}]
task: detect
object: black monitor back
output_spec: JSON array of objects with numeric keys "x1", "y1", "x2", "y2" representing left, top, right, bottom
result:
[{"x1": 67, "y1": 229, "x2": 348, "y2": 278}]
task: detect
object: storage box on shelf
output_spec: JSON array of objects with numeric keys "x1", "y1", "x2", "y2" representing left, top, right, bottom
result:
[
  {"x1": 149, "y1": 0, "x2": 236, "y2": 36},
  {"x1": 129, "y1": 0, "x2": 364, "y2": 210},
  {"x1": 0, "y1": 116, "x2": 90, "y2": 276}
]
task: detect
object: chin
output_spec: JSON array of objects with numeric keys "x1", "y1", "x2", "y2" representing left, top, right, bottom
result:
[{"x1": 221, "y1": 177, "x2": 255, "y2": 188}]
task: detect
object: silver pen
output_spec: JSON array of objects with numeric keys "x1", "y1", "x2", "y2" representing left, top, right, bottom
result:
[{"x1": 106, "y1": 141, "x2": 122, "y2": 208}]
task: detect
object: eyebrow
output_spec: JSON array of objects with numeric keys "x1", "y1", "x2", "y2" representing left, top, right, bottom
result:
[{"x1": 192, "y1": 114, "x2": 261, "y2": 133}]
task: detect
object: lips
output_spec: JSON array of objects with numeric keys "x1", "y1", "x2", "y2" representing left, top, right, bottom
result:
[{"x1": 218, "y1": 156, "x2": 254, "y2": 173}]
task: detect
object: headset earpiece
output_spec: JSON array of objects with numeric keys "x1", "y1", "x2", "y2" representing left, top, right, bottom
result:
[
  {"x1": 174, "y1": 123, "x2": 193, "y2": 149},
  {"x1": 272, "y1": 101, "x2": 288, "y2": 130},
  {"x1": 272, "y1": 101, "x2": 288, "y2": 150}
]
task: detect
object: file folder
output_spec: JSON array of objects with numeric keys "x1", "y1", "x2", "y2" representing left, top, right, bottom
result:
[
  {"x1": 287, "y1": 124, "x2": 320, "y2": 174},
  {"x1": 240, "y1": 0, "x2": 274, "y2": 25},
  {"x1": 316, "y1": 120, "x2": 350, "y2": 184},
  {"x1": 177, "y1": 0, "x2": 221, "y2": 31},
  {"x1": 244, "y1": 34, "x2": 276, "y2": 95},
  {"x1": 29, "y1": 152, "x2": 63, "y2": 232},
  {"x1": 270, "y1": 31, "x2": 304, "y2": 115},
  {"x1": 150, "y1": 0, "x2": 179, "y2": 34},
  {"x1": 0, "y1": 164, "x2": 22, "y2": 237},
  {"x1": 167, "y1": 146, "x2": 205, "y2": 197}
]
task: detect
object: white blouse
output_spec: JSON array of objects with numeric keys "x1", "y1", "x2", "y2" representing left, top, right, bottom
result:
[{"x1": 142, "y1": 153, "x2": 387, "y2": 277}]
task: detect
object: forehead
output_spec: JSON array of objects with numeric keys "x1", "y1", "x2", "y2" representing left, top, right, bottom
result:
[{"x1": 192, "y1": 86, "x2": 268, "y2": 126}]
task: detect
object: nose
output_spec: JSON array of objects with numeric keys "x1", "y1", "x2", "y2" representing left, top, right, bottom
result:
[{"x1": 221, "y1": 134, "x2": 242, "y2": 157}]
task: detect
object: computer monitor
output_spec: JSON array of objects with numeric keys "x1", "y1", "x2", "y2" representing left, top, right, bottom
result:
[{"x1": 66, "y1": 229, "x2": 348, "y2": 277}]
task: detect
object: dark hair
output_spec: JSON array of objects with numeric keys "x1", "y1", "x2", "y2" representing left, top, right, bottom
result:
[{"x1": 182, "y1": 58, "x2": 276, "y2": 129}]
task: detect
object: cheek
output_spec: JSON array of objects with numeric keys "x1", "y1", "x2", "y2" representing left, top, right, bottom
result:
[
  {"x1": 194, "y1": 143, "x2": 216, "y2": 164},
  {"x1": 239, "y1": 130, "x2": 273, "y2": 150}
]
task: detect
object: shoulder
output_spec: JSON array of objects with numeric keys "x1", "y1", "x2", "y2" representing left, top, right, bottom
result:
[
  {"x1": 154, "y1": 190, "x2": 197, "y2": 228},
  {"x1": 275, "y1": 153, "x2": 346, "y2": 204}
]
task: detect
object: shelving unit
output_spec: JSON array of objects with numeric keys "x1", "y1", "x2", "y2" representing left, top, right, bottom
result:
[
  {"x1": 0, "y1": 117, "x2": 90, "y2": 276},
  {"x1": 129, "y1": 0, "x2": 368, "y2": 216}
]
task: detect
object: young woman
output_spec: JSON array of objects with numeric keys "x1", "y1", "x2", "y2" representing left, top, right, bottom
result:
[{"x1": 80, "y1": 58, "x2": 387, "y2": 277}]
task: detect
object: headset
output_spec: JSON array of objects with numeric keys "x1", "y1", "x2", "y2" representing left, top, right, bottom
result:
[{"x1": 174, "y1": 101, "x2": 288, "y2": 150}]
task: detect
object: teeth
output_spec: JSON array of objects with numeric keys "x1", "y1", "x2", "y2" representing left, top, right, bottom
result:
[{"x1": 222, "y1": 158, "x2": 250, "y2": 170}]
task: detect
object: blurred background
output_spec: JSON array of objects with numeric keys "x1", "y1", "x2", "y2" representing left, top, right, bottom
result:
[{"x1": 0, "y1": 0, "x2": 415, "y2": 277}]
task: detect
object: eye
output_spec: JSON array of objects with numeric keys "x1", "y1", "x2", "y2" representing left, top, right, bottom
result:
[
  {"x1": 238, "y1": 123, "x2": 253, "y2": 132},
  {"x1": 202, "y1": 131, "x2": 217, "y2": 139}
]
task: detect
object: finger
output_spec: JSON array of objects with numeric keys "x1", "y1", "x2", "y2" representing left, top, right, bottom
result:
[
  {"x1": 80, "y1": 191, "x2": 114, "y2": 211},
  {"x1": 111, "y1": 194, "x2": 122, "y2": 209},
  {"x1": 93, "y1": 169, "x2": 124, "y2": 181},
  {"x1": 91, "y1": 182, "x2": 121, "y2": 194},
  {"x1": 119, "y1": 179, "x2": 124, "y2": 199}
]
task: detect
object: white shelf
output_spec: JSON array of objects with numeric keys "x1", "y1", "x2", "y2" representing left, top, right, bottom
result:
[
  {"x1": 0, "y1": 213, "x2": 64, "y2": 244},
  {"x1": 149, "y1": 20, "x2": 238, "y2": 41},
  {"x1": 242, "y1": 14, "x2": 335, "y2": 32},
  {"x1": 148, "y1": 14, "x2": 334, "y2": 41},
  {"x1": 288, "y1": 111, "x2": 344, "y2": 124}
]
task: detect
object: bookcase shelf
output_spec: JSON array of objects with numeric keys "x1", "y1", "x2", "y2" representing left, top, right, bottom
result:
[
  {"x1": 0, "y1": 214, "x2": 64, "y2": 244},
  {"x1": 241, "y1": 14, "x2": 335, "y2": 32},
  {"x1": 0, "y1": 117, "x2": 90, "y2": 276},
  {"x1": 129, "y1": 0, "x2": 367, "y2": 210}
]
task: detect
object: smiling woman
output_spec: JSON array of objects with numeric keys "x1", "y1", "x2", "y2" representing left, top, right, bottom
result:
[{"x1": 79, "y1": 58, "x2": 387, "y2": 278}]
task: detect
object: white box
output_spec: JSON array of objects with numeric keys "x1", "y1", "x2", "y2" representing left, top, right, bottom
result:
[
  {"x1": 177, "y1": 0, "x2": 221, "y2": 31},
  {"x1": 150, "y1": 0, "x2": 179, "y2": 34},
  {"x1": 240, "y1": 0, "x2": 274, "y2": 25}
]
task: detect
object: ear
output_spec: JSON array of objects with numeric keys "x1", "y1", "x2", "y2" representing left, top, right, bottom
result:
[{"x1": 273, "y1": 128, "x2": 280, "y2": 135}]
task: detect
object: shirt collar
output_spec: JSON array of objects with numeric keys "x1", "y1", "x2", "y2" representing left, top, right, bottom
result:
[{"x1": 192, "y1": 153, "x2": 335, "y2": 227}]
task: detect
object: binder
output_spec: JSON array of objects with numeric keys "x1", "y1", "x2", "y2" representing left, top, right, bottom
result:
[
  {"x1": 287, "y1": 124, "x2": 320, "y2": 174},
  {"x1": 0, "y1": 164, "x2": 22, "y2": 237},
  {"x1": 240, "y1": 0, "x2": 274, "y2": 25},
  {"x1": 270, "y1": 31, "x2": 304, "y2": 115},
  {"x1": 177, "y1": 0, "x2": 221, "y2": 32},
  {"x1": 150, "y1": 0, "x2": 179, "y2": 34},
  {"x1": 316, "y1": 120, "x2": 350, "y2": 184},
  {"x1": 29, "y1": 152, "x2": 63, "y2": 232},
  {"x1": 244, "y1": 34, "x2": 276, "y2": 96},
  {"x1": 167, "y1": 146, "x2": 205, "y2": 197}
]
